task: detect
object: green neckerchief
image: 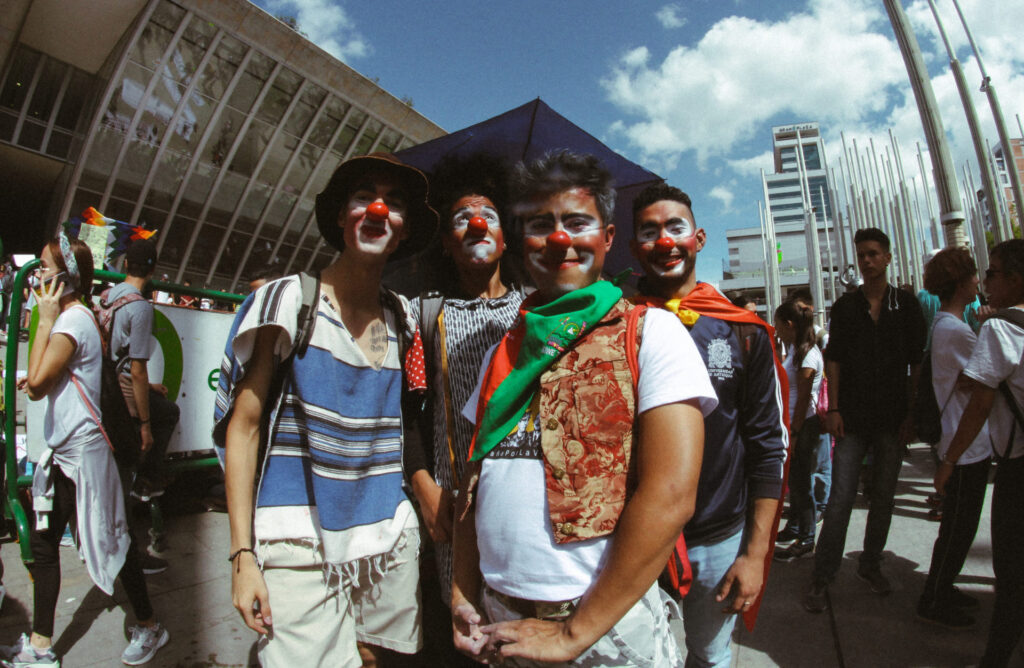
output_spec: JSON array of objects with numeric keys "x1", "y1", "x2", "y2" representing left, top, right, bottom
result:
[{"x1": 469, "y1": 280, "x2": 623, "y2": 462}]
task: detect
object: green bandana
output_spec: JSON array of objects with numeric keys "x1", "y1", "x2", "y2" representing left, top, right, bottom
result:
[{"x1": 468, "y1": 280, "x2": 623, "y2": 462}]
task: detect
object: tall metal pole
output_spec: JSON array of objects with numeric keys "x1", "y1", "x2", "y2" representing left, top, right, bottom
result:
[
  {"x1": 950, "y1": 0, "x2": 1024, "y2": 230},
  {"x1": 926, "y1": 0, "x2": 1005, "y2": 243},
  {"x1": 761, "y1": 169, "x2": 783, "y2": 310},
  {"x1": 795, "y1": 130, "x2": 825, "y2": 325},
  {"x1": 962, "y1": 164, "x2": 989, "y2": 274},
  {"x1": 916, "y1": 142, "x2": 942, "y2": 247},
  {"x1": 818, "y1": 185, "x2": 837, "y2": 303},
  {"x1": 758, "y1": 202, "x2": 775, "y2": 315},
  {"x1": 883, "y1": 0, "x2": 965, "y2": 247}
]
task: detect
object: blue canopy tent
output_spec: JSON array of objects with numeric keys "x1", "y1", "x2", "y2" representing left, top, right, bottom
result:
[{"x1": 392, "y1": 98, "x2": 663, "y2": 286}]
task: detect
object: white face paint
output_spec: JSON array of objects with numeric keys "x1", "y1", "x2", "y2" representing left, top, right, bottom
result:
[
  {"x1": 523, "y1": 214, "x2": 603, "y2": 239},
  {"x1": 448, "y1": 201, "x2": 502, "y2": 265},
  {"x1": 451, "y1": 205, "x2": 500, "y2": 231},
  {"x1": 344, "y1": 184, "x2": 407, "y2": 255},
  {"x1": 634, "y1": 217, "x2": 694, "y2": 243},
  {"x1": 465, "y1": 237, "x2": 497, "y2": 260}
]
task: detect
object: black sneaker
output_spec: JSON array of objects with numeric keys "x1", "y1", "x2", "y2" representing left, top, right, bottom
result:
[
  {"x1": 857, "y1": 564, "x2": 892, "y2": 595},
  {"x1": 917, "y1": 603, "x2": 975, "y2": 629},
  {"x1": 775, "y1": 540, "x2": 815, "y2": 562},
  {"x1": 141, "y1": 553, "x2": 168, "y2": 575},
  {"x1": 948, "y1": 586, "x2": 980, "y2": 610},
  {"x1": 130, "y1": 479, "x2": 153, "y2": 503},
  {"x1": 776, "y1": 526, "x2": 800, "y2": 545}
]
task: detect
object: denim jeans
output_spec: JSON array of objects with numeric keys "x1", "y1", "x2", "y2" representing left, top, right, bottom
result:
[
  {"x1": 813, "y1": 430, "x2": 903, "y2": 581},
  {"x1": 682, "y1": 528, "x2": 744, "y2": 668},
  {"x1": 788, "y1": 416, "x2": 822, "y2": 540},
  {"x1": 813, "y1": 433, "x2": 833, "y2": 515}
]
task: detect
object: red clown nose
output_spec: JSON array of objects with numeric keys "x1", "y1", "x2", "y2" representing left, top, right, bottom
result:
[
  {"x1": 366, "y1": 201, "x2": 389, "y2": 222},
  {"x1": 655, "y1": 237, "x2": 676, "y2": 253},
  {"x1": 467, "y1": 216, "x2": 489, "y2": 235},
  {"x1": 547, "y1": 230, "x2": 572, "y2": 251}
]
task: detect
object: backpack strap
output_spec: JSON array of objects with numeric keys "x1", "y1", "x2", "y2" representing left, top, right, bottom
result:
[
  {"x1": 626, "y1": 304, "x2": 646, "y2": 393},
  {"x1": 293, "y1": 271, "x2": 321, "y2": 358},
  {"x1": 418, "y1": 291, "x2": 445, "y2": 365}
]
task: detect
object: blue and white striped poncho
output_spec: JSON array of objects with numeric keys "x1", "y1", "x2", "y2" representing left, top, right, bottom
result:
[{"x1": 214, "y1": 276, "x2": 416, "y2": 571}]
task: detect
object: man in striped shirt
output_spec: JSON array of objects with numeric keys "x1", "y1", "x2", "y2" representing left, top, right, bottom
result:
[{"x1": 222, "y1": 153, "x2": 437, "y2": 667}]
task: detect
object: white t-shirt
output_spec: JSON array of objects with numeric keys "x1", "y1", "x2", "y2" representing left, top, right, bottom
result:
[
  {"x1": 462, "y1": 307, "x2": 718, "y2": 600},
  {"x1": 963, "y1": 308, "x2": 1024, "y2": 460},
  {"x1": 931, "y1": 312, "x2": 992, "y2": 464},
  {"x1": 784, "y1": 344, "x2": 823, "y2": 421},
  {"x1": 43, "y1": 305, "x2": 103, "y2": 449}
]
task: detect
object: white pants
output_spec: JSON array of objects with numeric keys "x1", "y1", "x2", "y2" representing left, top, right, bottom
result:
[{"x1": 257, "y1": 530, "x2": 422, "y2": 668}]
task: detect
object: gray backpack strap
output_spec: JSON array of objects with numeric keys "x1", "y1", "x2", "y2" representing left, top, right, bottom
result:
[
  {"x1": 293, "y1": 271, "x2": 321, "y2": 357},
  {"x1": 418, "y1": 291, "x2": 445, "y2": 363}
]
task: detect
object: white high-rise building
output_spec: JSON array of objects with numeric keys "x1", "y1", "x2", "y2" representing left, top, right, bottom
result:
[{"x1": 722, "y1": 122, "x2": 840, "y2": 310}]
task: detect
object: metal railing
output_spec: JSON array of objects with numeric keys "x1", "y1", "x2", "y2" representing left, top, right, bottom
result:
[{"x1": 2, "y1": 259, "x2": 243, "y2": 562}]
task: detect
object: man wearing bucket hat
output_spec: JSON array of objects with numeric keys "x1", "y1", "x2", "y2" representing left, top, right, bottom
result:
[{"x1": 221, "y1": 153, "x2": 438, "y2": 666}]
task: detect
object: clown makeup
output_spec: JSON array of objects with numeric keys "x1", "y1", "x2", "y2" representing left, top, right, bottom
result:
[
  {"x1": 634, "y1": 217, "x2": 695, "y2": 244},
  {"x1": 342, "y1": 177, "x2": 408, "y2": 256},
  {"x1": 444, "y1": 195, "x2": 505, "y2": 267},
  {"x1": 631, "y1": 200, "x2": 702, "y2": 284},
  {"x1": 518, "y1": 187, "x2": 613, "y2": 299}
]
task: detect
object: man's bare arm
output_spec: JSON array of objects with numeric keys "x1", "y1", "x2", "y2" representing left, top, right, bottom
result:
[
  {"x1": 484, "y1": 399, "x2": 704, "y2": 662},
  {"x1": 450, "y1": 461, "x2": 489, "y2": 658},
  {"x1": 716, "y1": 497, "x2": 776, "y2": 612},
  {"x1": 824, "y1": 359, "x2": 843, "y2": 438},
  {"x1": 225, "y1": 326, "x2": 280, "y2": 635},
  {"x1": 130, "y1": 359, "x2": 154, "y2": 451}
]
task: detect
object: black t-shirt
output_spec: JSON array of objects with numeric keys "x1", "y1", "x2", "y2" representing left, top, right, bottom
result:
[{"x1": 825, "y1": 285, "x2": 926, "y2": 434}]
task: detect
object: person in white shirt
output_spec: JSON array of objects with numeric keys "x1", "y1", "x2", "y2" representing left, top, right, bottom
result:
[
  {"x1": 937, "y1": 239, "x2": 1024, "y2": 666},
  {"x1": 10, "y1": 235, "x2": 168, "y2": 667},
  {"x1": 773, "y1": 299, "x2": 824, "y2": 562},
  {"x1": 918, "y1": 247, "x2": 992, "y2": 630}
]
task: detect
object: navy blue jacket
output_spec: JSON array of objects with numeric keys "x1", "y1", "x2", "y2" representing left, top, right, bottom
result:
[{"x1": 683, "y1": 314, "x2": 787, "y2": 546}]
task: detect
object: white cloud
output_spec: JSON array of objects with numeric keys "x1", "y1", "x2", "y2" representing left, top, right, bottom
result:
[
  {"x1": 655, "y1": 4, "x2": 687, "y2": 29},
  {"x1": 605, "y1": 0, "x2": 1024, "y2": 214},
  {"x1": 604, "y1": 0, "x2": 906, "y2": 167},
  {"x1": 709, "y1": 185, "x2": 736, "y2": 211},
  {"x1": 261, "y1": 0, "x2": 369, "y2": 62},
  {"x1": 728, "y1": 151, "x2": 773, "y2": 177}
]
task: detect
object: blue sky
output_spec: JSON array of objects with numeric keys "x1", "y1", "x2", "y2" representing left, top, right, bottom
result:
[{"x1": 252, "y1": 0, "x2": 1023, "y2": 284}]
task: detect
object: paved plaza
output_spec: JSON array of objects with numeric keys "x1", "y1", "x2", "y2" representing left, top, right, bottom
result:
[{"x1": 0, "y1": 441, "x2": 1019, "y2": 667}]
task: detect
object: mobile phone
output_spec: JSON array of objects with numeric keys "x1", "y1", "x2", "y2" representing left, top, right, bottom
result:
[{"x1": 43, "y1": 271, "x2": 76, "y2": 297}]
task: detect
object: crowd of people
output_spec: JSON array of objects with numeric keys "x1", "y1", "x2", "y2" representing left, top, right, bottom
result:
[{"x1": 3, "y1": 147, "x2": 1022, "y2": 667}]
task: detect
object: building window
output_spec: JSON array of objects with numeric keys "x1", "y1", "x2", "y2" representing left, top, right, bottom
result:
[{"x1": 0, "y1": 44, "x2": 94, "y2": 160}]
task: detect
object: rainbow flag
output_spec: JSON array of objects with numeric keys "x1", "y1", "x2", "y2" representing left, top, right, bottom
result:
[{"x1": 62, "y1": 207, "x2": 156, "y2": 269}]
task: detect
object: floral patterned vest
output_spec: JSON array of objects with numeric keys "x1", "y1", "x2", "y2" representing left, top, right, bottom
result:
[{"x1": 463, "y1": 299, "x2": 645, "y2": 544}]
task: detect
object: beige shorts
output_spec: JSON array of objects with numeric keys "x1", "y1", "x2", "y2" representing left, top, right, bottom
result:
[{"x1": 257, "y1": 529, "x2": 422, "y2": 668}]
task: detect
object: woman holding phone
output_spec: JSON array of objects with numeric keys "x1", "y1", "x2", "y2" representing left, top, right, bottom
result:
[{"x1": 8, "y1": 235, "x2": 168, "y2": 667}]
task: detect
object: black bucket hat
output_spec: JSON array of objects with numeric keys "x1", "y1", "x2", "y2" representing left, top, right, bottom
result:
[{"x1": 314, "y1": 152, "x2": 438, "y2": 261}]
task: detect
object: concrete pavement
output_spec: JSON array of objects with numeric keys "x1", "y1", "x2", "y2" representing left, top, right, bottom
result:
[{"x1": 0, "y1": 442, "x2": 1020, "y2": 667}]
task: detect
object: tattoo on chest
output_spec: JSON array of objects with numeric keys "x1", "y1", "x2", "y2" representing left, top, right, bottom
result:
[{"x1": 369, "y1": 320, "x2": 387, "y2": 355}]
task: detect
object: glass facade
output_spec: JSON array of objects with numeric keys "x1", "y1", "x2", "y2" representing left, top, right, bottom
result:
[
  {"x1": 0, "y1": 45, "x2": 95, "y2": 160},
  {"x1": 0, "y1": 0, "x2": 443, "y2": 292}
]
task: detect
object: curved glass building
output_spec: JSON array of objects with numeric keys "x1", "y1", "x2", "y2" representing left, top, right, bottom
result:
[{"x1": 1, "y1": 0, "x2": 444, "y2": 292}]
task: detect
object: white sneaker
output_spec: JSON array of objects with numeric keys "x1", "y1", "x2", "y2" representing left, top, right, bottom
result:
[
  {"x1": 120, "y1": 623, "x2": 169, "y2": 665},
  {"x1": 0, "y1": 633, "x2": 60, "y2": 667}
]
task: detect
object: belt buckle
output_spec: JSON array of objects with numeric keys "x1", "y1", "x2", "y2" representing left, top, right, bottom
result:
[{"x1": 533, "y1": 599, "x2": 575, "y2": 620}]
